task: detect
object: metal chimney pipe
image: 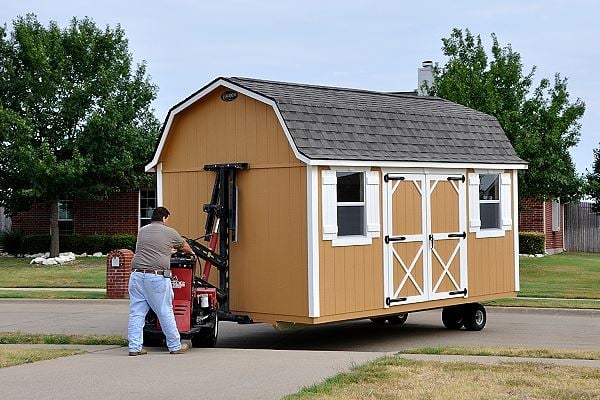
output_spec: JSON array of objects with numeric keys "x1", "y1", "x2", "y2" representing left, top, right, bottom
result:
[{"x1": 417, "y1": 60, "x2": 433, "y2": 95}]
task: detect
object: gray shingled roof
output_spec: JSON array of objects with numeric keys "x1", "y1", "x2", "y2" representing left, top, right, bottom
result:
[{"x1": 226, "y1": 77, "x2": 525, "y2": 164}]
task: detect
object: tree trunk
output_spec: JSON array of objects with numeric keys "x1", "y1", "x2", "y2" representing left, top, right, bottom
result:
[{"x1": 49, "y1": 197, "x2": 59, "y2": 257}]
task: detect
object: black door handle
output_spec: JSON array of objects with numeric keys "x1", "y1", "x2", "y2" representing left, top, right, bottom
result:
[
  {"x1": 448, "y1": 232, "x2": 466, "y2": 239},
  {"x1": 384, "y1": 235, "x2": 406, "y2": 244}
]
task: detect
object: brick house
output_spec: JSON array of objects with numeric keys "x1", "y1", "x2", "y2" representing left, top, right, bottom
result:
[
  {"x1": 9, "y1": 189, "x2": 156, "y2": 236},
  {"x1": 518, "y1": 198, "x2": 564, "y2": 254}
]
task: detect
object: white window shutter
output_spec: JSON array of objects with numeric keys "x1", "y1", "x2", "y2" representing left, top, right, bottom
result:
[
  {"x1": 501, "y1": 172, "x2": 512, "y2": 230},
  {"x1": 366, "y1": 171, "x2": 380, "y2": 237},
  {"x1": 552, "y1": 198, "x2": 560, "y2": 232},
  {"x1": 321, "y1": 170, "x2": 337, "y2": 240},
  {"x1": 468, "y1": 173, "x2": 481, "y2": 232}
]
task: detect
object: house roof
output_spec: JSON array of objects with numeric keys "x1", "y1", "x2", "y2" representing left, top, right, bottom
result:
[
  {"x1": 226, "y1": 77, "x2": 525, "y2": 165},
  {"x1": 146, "y1": 77, "x2": 526, "y2": 172}
]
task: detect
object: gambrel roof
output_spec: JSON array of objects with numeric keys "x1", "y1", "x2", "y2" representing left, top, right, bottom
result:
[{"x1": 146, "y1": 77, "x2": 526, "y2": 171}]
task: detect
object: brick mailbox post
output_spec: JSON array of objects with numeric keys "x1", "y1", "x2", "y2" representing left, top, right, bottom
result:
[{"x1": 106, "y1": 249, "x2": 134, "y2": 299}]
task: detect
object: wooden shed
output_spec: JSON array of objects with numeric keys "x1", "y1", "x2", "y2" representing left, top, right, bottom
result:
[{"x1": 145, "y1": 77, "x2": 527, "y2": 329}]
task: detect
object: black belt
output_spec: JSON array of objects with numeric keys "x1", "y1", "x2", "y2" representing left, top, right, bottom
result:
[{"x1": 132, "y1": 268, "x2": 164, "y2": 275}]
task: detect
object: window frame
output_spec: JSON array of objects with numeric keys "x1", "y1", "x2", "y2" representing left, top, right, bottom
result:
[
  {"x1": 335, "y1": 171, "x2": 367, "y2": 238},
  {"x1": 139, "y1": 189, "x2": 157, "y2": 228},
  {"x1": 324, "y1": 167, "x2": 379, "y2": 247},
  {"x1": 469, "y1": 170, "x2": 512, "y2": 239},
  {"x1": 479, "y1": 174, "x2": 501, "y2": 231},
  {"x1": 57, "y1": 199, "x2": 74, "y2": 235}
]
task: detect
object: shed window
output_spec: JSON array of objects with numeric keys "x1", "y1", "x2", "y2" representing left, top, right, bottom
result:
[
  {"x1": 479, "y1": 174, "x2": 501, "y2": 229},
  {"x1": 468, "y1": 171, "x2": 512, "y2": 238},
  {"x1": 321, "y1": 169, "x2": 380, "y2": 246},
  {"x1": 336, "y1": 172, "x2": 365, "y2": 236}
]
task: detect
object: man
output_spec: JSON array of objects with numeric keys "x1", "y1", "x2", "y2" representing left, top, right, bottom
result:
[{"x1": 127, "y1": 206, "x2": 195, "y2": 356}]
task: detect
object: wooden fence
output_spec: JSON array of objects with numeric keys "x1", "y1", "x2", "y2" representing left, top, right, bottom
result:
[{"x1": 564, "y1": 202, "x2": 600, "y2": 253}]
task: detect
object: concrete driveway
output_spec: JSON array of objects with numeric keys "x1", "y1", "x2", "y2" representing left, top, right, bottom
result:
[{"x1": 0, "y1": 300, "x2": 599, "y2": 399}]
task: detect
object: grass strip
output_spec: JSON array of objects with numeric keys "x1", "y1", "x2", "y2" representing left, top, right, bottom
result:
[
  {"x1": 0, "y1": 348, "x2": 84, "y2": 368},
  {"x1": 284, "y1": 356, "x2": 600, "y2": 400},
  {"x1": 396, "y1": 346, "x2": 600, "y2": 360},
  {"x1": 0, "y1": 257, "x2": 105, "y2": 288},
  {"x1": 0, "y1": 332, "x2": 127, "y2": 346},
  {"x1": 484, "y1": 297, "x2": 600, "y2": 309},
  {"x1": 0, "y1": 290, "x2": 106, "y2": 299}
]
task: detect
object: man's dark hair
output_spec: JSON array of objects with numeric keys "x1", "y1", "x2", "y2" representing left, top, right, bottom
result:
[{"x1": 151, "y1": 206, "x2": 170, "y2": 222}]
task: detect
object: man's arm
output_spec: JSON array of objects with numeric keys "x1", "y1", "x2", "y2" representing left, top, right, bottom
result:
[{"x1": 178, "y1": 240, "x2": 194, "y2": 256}]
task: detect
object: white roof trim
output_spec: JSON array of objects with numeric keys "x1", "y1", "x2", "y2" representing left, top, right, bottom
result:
[
  {"x1": 145, "y1": 78, "x2": 310, "y2": 172},
  {"x1": 305, "y1": 159, "x2": 528, "y2": 170}
]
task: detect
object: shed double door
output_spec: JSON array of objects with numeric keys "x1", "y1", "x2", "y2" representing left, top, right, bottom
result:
[{"x1": 383, "y1": 172, "x2": 467, "y2": 307}]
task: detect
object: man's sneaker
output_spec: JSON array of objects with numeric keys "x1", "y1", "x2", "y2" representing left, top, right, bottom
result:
[
  {"x1": 128, "y1": 348, "x2": 148, "y2": 356},
  {"x1": 169, "y1": 342, "x2": 189, "y2": 354}
]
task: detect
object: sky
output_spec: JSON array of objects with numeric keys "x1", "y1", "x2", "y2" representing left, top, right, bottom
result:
[{"x1": 2, "y1": 0, "x2": 598, "y2": 173}]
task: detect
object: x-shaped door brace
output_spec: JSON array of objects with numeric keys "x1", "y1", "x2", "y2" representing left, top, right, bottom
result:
[
  {"x1": 431, "y1": 241, "x2": 461, "y2": 293},
  {"x1": 392, "y1": 244, "x2": 424, "y2": 298}
]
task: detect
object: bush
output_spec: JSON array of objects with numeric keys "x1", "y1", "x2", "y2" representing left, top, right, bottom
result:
[
  {"x1": 19, "y1": 234, "x2": 137, "y2": 255},
  {"x1": 519, "y1": 231, "x2": 545, "y2": 255},
  {"x1": 105, "y1": 234, "x2": 136, "y2": 253},
  {"x1": 0, "y1": 230, "x2": 25, "y2": 256}
]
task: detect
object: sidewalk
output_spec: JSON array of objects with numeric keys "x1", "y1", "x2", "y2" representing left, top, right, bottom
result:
[{"x1": 2, "y1": 343, "x2": 599, "y2": 368}]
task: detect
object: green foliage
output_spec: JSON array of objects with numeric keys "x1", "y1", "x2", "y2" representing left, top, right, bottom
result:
[
  {"x1": 519, "y1": 231, "x2": 545, "y2": 255},
  {"x1": 18, "y1": 233, "x2": 136, "y2": 254},
  {"x1": 0, "y1": 230, "x2": 25, "y2": 256},
  {"x1": 0, "y1": 14, "x2": 159, "y2": 255},
  {"x1": 430, "y1": 28, "x2": 586, "y2": 202},
  {"x1": 105, "y1": 234, "x2": 137, "y2": 251},
  {"x1": 586, "y1": 146, "x2": 600, "y2": 213}
]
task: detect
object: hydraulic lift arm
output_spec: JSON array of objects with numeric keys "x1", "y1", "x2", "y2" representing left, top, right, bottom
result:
[{"x1": 185, "y1": 163, "x2": 248, "y2": 316}]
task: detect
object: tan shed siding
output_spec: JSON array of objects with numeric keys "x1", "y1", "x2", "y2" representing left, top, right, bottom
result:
[
  {"x1": 159, "y1": 88, "x2": 308, "y2": 318},
  {"x1": 466, "y1": 170, "x2": 516, "y2": 297},
  {"x1": 318, "y1": 167, "x2": 385, "y2": 317}
]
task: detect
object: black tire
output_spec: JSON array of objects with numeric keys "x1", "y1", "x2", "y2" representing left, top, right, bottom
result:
[
  {"x1": 387, "y1": 313, "x2": 408, "y2": 326},
  {"x1": 463, "y1": 303, "x2": 487, "y2": 331},
  {"x1": 442, "y1": 306, "x2": 465, "y2": 329},
  {"x1": 191, "y1": 312, "x2": 218, "y2": 348},
  {"x1": 370, "y1": 317, "x2": 387, "y2": 325},
  {"x1": 143, "y1": 331, "x2": 165, "y2": 347}
]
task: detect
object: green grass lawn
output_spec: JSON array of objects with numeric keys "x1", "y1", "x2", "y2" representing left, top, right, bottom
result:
[
  {"x1": 518, "y1": 253, "x2": 600, "y2": 299},
  {"x1": 0, "y1": 257, "x2": 105, "y2": 288}
]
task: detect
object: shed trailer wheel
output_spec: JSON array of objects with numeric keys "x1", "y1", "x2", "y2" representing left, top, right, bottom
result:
[
  {"x1": 191, "y1": 312, "x2": 219, "y2": 348},
  {"x1": 441, "y1": 306, "x2": 465, "y2": 329},
  {"x1": 463, "y1": 303, "x2": 487, "y2": 331}
]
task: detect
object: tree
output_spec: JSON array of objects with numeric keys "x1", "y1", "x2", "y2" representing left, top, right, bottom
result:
[
  {"x1": 0, "y1": 15, "x2": 159, "y2": 256},
  {"x1": 428, "y1": 28, "x2": 585, "y2": 202},
  {"x1": 587, "y1": 146, "x2": 600, "y2": 213}
]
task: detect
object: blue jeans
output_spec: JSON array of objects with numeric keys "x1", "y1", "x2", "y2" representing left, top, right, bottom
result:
[{"x1": 128, "y1": 272, "x2": 181, "y2": 352}]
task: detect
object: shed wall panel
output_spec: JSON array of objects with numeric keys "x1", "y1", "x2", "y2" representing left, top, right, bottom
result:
[
  {"x1": 466, "y1": 170, "x2": 516, "y2": 296},
  {"x1": 318, "y1": 167, "x2": 385, "y2": 317},
  {"x1": 159, "y1": 88, "x2": 308, "y2": 318}
]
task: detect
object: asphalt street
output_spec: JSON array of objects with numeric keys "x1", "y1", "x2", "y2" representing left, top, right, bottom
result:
[{"x1": 0, "y1": 299, "x2": 599, "y2": 399}]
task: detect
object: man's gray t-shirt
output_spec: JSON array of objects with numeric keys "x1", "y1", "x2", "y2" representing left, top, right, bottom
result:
[{"x1": 131, "y1": 222, "x2": 184, "y2": 270}]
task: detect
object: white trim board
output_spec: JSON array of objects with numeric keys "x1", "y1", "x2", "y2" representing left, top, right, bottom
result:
[{"x1": 307, "y1": 165, "x2": 320, "y2": 317}]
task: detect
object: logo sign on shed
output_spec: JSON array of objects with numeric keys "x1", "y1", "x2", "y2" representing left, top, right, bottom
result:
[{"x1": 221, "y1": 90, "x2": 238, "y2": 102}]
